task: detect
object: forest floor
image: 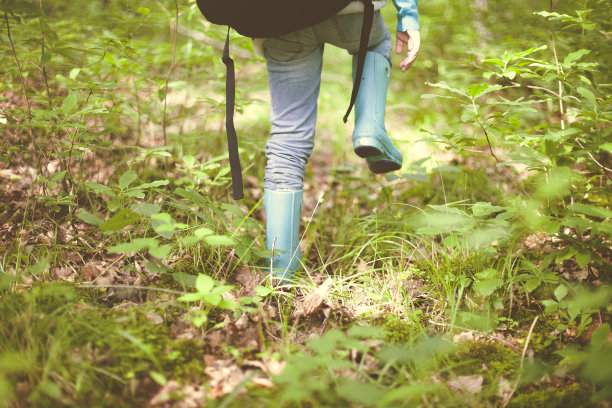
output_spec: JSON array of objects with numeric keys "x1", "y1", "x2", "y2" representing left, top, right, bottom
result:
[{"x1": 1, "y1": 3, "x2": 611, "y2": 407}]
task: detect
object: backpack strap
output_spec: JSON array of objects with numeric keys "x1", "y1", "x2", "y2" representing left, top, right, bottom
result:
[
  {"x1": 343, "y1": 0, "x2": 374, "y2": 123},
  {"x1": 222, "y1": 27, "x2": 244, "y2": 200}
]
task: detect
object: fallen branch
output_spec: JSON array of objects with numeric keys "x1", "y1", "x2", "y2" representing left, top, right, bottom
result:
[
  {"x1": 503, "y1": 315, "x2": 539, "y2": 407},
  {"x1": 176, "y1": 25, "x2": 254, "y2": 60}
]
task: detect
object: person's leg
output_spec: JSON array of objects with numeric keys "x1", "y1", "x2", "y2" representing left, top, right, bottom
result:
[
  {"x1": 317, "y1": 12, "x2": 402, "y2": 173},
  {"x1": 352, "y1": 49, "x2": 402, "y2": 173},
  {"x1": 263, "y1": 32, "x2": 323, "y2": 282}
]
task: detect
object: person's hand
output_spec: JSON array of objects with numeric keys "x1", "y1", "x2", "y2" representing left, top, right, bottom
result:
[{"x1": 396, "y1": 30, "x2": 420, "y2": 72}]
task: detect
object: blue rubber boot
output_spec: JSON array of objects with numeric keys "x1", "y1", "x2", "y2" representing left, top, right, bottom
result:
[
  {"x1": 352, "y1": 51, "x2": 403, "y2": 174},
  {"x1": 264, "y1": 189, "x2": 303, "y2": 283}
]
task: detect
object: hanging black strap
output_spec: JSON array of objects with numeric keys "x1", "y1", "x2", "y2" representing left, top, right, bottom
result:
[
  {"x1": 222, "y1": 27, "x2": 244, "y2": 200},
  {"x1": 343, "y1": 0, "x2": 374, "y2": 123}
]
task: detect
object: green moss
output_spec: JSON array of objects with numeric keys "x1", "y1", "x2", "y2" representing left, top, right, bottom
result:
[
  {"x1": 381, "y1": 315, "x2": 421, "y2": 344},
  {"x1": 449, "y1": 341, "x2": 519, "y2": 385},
  {"x1": 152, "y1": 259, "x2": 201, "y2": 293},
  {"x1": 508, "y1": 384, "x2": 596, "y2": 408},
  {"x1": 164, "y1": 339, "x2": 205, "y2": 380},
  {"x1": 510, "y1": 307, "x2": 562, "y2": 361}
]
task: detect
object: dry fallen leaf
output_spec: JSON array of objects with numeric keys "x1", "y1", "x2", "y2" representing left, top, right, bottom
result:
[
  {"x1": 204, "y1": 359, "x2": 250, "y2": 399},
  {"x1": 177, "y1": 384, "x2": 207, "y2": 408},
  {"x1": 497, "y1": 376, "x2": 513, "y2": 405},
  {"x1": 447, "y1": 375, "x2": 483, "y2": 394},
  {"x1": 235, "y1": 267, "x2": 262, "y2": 297},
  {"x1": 81, "y1": 261, "x2": 101, "y2": 281},
  {"x1": 52, "y1": 266, "x2": 77, "y2": 282},
  {"x1": 149, "y1": 381, "x2": 206, "y2": 408},
  {"x1": 149, "y1": 380, "x2": 181, "y2": 406},
  {"x1": 294, "y1": 277, "x2": 333, "y2": 317},
  {"x1": 146, "y1": 311, "x2": 164, "y2": 325}
]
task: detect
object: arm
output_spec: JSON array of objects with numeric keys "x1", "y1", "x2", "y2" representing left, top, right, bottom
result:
[{"x1": 392, "y1": 0, "x2": 420, "y2": 72}]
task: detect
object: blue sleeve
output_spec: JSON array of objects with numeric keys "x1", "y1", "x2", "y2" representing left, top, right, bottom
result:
[{"x1": 392, "y1": 0, "x2": 419, "y2": 32}]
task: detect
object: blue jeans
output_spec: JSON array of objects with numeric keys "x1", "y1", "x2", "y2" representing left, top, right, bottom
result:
[{"x1": 263, "y1": 11, "x2": 392, "y2": 191}]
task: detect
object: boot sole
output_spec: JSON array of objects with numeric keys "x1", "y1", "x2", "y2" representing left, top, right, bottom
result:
[
  {"x1": 354, "y1": 145, "x2": 382, "y2": 158},
  {"x1": 368, "y1": 159, "x2": 401, "y2": 174}
]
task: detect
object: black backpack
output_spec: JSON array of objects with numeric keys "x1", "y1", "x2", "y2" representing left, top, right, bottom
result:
[{"x1": 195, "y1": 0, "x2": 375, "y2": 199}]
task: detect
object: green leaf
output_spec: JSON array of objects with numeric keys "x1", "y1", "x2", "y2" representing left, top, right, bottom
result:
[
  {"x1": 204, "y1": 235, "x2": 236, "y2": 247},
  {"x1": 177, "y1": 293, "x2": 205, "y2": 302},
  {"x1": 336, "y1": 380, "x2": 385, "y2": 405},
  {"x1": 347, "y1": 325, "x2": 386, "y2": 339},
  {"x1": 473, "y1": 278, "x2": 503, "y2": 296},
  {"x1": 575, "y1": 251, "x2": 591, "y2": 268},
  {"x1": 28, "y1": 259, "x2": 50, "y2": 276},
  {"x1": 194, "y1": 227, "x2": 214, "y2": 238},
  {"x1": 472, "y1": 202, "x2": 505, "y2": 217},
  {"x1": 181, "y1": 227, "x2": 214, "y2": 246},
  {"x1": 84, "y1": 181, "x2": 116, "y2": 197},
  {"x1": 148, "y1": 244, "x2": 172, "y2": 259},
  {"x1": 190, "y1": 314, "x2": 208, "y2": 327},
  {"x1": 600, "y1": 143, "x2": 612, "y2": 154},
  {"x1": 151, "y1": 213, "x2": 181, "y2": 239},
  {"x1": 541, "y1": 299, "x2": 558, "y2": 312},
  {"x1": 132, "y1": 180, "x2": 169, "y2": 190},
  {"x1": 570, "y1": 204, "x2": 612, "y2": 220},
  {"x1": 576, "y1": 87, "x2": 597, "y2": 107},
  {"x1": 195, "y1": 274, "x2": 215, "y2": 293},
  {"x1": 172, "y1": 272, "x2": 197, "y2": 288},
  {"x1": 554, "y1": 284, "x2": 568, "y2": 302},
  {"x1": 555, "y1": 246, "x2": 578, "y2": 263},
  {"x1": 100, "y1": 209, "x2": 140, "y2": 232},
  {"x1": 62, "y1": 92, "x2": 77, "y2": 115},
  {"x1": 180, "y1": 236, "x2": 200, "y2": 246},
  {"x1": 563, "y1": 49, "x2": 590, "y2": 67},
  {"x1": 124, "y1": 190, "x2": 145, "y2": 199},
  {"x1": 119, "y1": 170, "x2": 137, "y2": 189},
  {"x1": 77, "y1": 208, "x2": 105, "y2": 225},
  {"x1": 107, "y1": 238, "x2": 158, "y2": 254},
  {"x1": 590, "y1": 324, "x2": 610, "y2": 352},
  {"x1": 255, "y1": 286, "x2": 274, "y2": 297},
  {"x1": 475, "y1": 268, "x2": 497, "y2": 280},
  {"x1": 49, "y1": 170, "x2": 67, "y2": 182},
  {"x1": 426, "y1": 81, "x2": 468, "y2": 98},
  {"x1": 524, "y1": 276, "x2": 542, "y2": 292},
  {"x1": 130, "y1": 203, "x2": 161, "y2": 216},
  {"x1": 175, "y1": 188, "x2": 209, "y2": 207},
  {"x1": 150, "y1": 371, "x2": 166, "y2": 386},
  {"x1": 467, "y1": 83, "x2": 487, "y2": 98}
]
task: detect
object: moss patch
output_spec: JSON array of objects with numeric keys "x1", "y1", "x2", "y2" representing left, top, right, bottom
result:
[
  {"x1": 509, "y1": 383, "x2": 596, "y2": 408},
  {"x1": 449, "y1": 340, "x2": 519, "y2": 385}
]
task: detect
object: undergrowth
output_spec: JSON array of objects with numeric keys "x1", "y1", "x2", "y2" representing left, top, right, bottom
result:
[{"x1": 1, "y1": 0, "x2": 610, "y2": 407}]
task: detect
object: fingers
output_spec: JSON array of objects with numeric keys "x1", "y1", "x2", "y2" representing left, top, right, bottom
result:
[
  {"x1": 395, "y1": 35, "x2": 405, "y2": 55},
  {"x1": 396, "y1": 30, "x2": 421, "y2": 72}
]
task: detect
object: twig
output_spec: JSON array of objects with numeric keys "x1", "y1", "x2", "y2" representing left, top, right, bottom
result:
[
  {"x1": 574, "y1": 138, "x2": 612, "y2": 179},
  {"x1": 503, "y1": 315, "x2": 539, "y2": 407},
  {"x1": 510, "y1": 82, "x2": 580, "y2": 103},
  {"x1": 77, "y1": 283, "x2": 185, "y2": 296},
  {"x1": 39, "y1": 0, "x2": 52, "y2": 108},
  {"x1": 161, "y1": 0, "x2": 179, "y2": 149},
  {"x1": 548, "y1": 0, "x2": 565, "y2": 130},
  {"x1": 176, "y1": 25, "x2": 253, "y2": 60},
  {"x1": 4, "y1": 10, "x2": 37, "y2": 154}
]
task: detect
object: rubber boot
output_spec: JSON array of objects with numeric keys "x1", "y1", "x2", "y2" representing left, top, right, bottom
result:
[
  {"x1": 352, "y1": 51, "x2": 403, "y2": 174},
  {"x1": 264, "y1": 189, "x2": 303, "y2": 283}
]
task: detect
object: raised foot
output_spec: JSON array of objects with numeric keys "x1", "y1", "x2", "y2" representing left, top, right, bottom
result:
[{"x1": 367, "y1": 157, "x2": 401, "y2": 174}]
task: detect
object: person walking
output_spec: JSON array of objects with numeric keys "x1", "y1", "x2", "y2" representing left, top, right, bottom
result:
[{"x1": 261, "y1": 0, "x2": 420, "y2": 283}]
